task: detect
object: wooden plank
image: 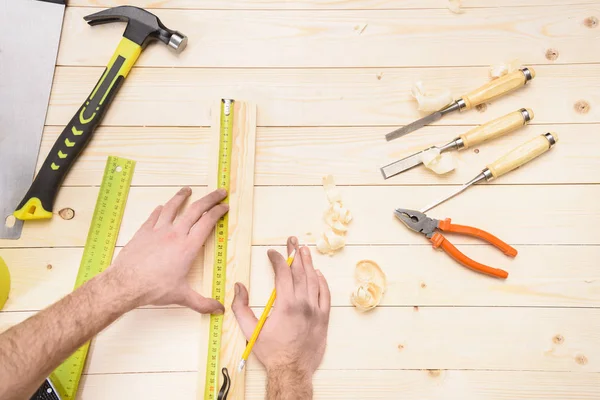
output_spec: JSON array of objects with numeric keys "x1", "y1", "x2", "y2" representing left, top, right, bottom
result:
[
  {"x1": 254, "y1": 123, "x2": 587, "y2": 185},
  {"x1": 3, "y1": 244, "x2": 599, "y2": 312},
  {"x1": 252, "y1": 185, "x2": 600, "y2": 246},
  {"x1": 249, "y1": 245, "x2": 600, "y2": 308},
  {"x1": 79, "y1": 370, "x2": 600, "y2": 400},
  {"x1": 80, "y1": 372, "x2": 196, "y2": 400},
  {"x1": 198, "y1": 101, "x2": 257, "y2": 399},
  {"x1": 0, "y1": 246, "x2": 202, "y2": 312},
  {"x1": 45, "y1": 65, "x2": 600, "y2": 127},
  {"x1": 39, "y1": 126, "x2": 209, "y2": 187},
  {"x1": 248, "y1": 369, "x2": 600, "y2": 399},
  {"x1": 40, "y1": 123, "x2": 598, "y2": 187},
  {"x1": 58, "y1": 6, "x2": 600, "y2": 67},
  {"x1": 2, "y1": 307, "x2": 599, "y2": 372},
  {"x1": 2, "y1": 185, "x2": 598, "y2": 248},
  {"x1": 67, "y1": 0, "x2": 600, "y2": 9}
]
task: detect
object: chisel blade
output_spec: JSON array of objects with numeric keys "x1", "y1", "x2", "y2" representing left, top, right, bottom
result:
[
  {"x1": 380, "y1": 147, "x2": 434, "y2": 179},
  {"x1": 385, "y1": 111, "x2": 443, "y2": 142}
]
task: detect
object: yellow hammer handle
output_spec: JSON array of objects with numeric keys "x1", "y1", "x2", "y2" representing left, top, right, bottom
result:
[
  {"x1": 240, "y1": 251, "x2": 296, "y2": 364},
  {"x1": 461, "y1": 68, "x2": 535, "y2": 110},
  {"x1": 459, "y1": 108, "x2": 533, "y2": 149},
  {"x1": 487, "y1": 133, "x2": 558, "y2": 179}
]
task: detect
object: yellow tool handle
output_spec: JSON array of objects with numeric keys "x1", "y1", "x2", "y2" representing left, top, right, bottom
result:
[
  {"x1": 0, "y1": 256, "x2": 10, "y2": 310},
  {"x1": 461, "y1": 68, "x2": 535, "y2": 110},
  {"x1": 459, "y1": 108, "x2": 533, "y2": 149},
  {"x1": 487, "y1": 133, "x2": 558, "y2": 179},
  {"x1": 13, "y1": 38, "x2": 141, "y2": 221}
]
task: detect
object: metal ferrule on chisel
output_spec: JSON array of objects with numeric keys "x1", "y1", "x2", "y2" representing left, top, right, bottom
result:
[
  {"x1": 385, "y1": 67, "x2": 536, "y2": 142},
  {"x1": 419, "y1": 132, "x2": 558, "y2": 213},
  {"x1": 381, "y1": 107, "x2": 534, "y2": 179}
]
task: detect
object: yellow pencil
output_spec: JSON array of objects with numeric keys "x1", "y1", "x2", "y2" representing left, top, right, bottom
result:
[{"x1": 238, "y1": 249, "x2": 296, "y2": 371}]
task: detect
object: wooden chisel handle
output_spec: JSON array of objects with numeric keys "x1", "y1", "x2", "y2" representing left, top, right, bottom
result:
[
  {"x1": 486, "y1": 132, "x2": 558, "y2": 179},
  {"x1": 459, "y1": 108, "x2": 533, "y2": 149},
  {"x1": 461, "y1": 68, "x2": 535, "y2": 110}
]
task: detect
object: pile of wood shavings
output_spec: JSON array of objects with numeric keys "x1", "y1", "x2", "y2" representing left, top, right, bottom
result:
[
  {"x1": 350, "y1": 260, "x2": 387, "y2": 312},
  {"x1": 316, "y1": 175, "x2": 352, "y2": 255}
]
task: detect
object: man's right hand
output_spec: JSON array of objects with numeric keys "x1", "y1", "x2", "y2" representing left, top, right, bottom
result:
[{"x1": 232, "y1": 237, "x2": 331, "y2": 397}]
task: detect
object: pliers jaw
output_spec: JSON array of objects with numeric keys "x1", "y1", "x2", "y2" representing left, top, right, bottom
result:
[{"x1": 394, "y1": 208, "x2": 439, "y2": 239}]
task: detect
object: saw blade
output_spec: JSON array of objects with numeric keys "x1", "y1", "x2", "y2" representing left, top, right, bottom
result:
[{"x1": 0, "y1": 0, "x2": 65, "y2": 238}]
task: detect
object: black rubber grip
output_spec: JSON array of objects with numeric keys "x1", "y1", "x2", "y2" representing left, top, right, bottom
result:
[
  {"x1": 30, "y1": 379, "x2": 61, "y2": 400},
  {"x1": 15, "y1": 56, "x2": 126, "y2": 215}
]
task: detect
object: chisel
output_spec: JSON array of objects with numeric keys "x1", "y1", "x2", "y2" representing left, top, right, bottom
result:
[
  {"x1": 420, "y1": 132, "x2": 558, "y2": 213},
  {"x1": 381, "y1": 108, "x2": 533, "y2": 179},
  {"x1": 385, "y1": 68, "x2": 535, "y2": 142}
]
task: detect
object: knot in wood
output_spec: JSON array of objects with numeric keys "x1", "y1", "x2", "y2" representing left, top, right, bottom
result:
[
  {"x1": 58, "y1": 208, "x2": 75, "y2": 220},
  {"x1": 584, "y1": 16, "x2": 598, "y2": 28},
  {"x1": 575, "y1": 354, "x2": 588, "y2": 365},
  {"x1": 552, "y1": 334, "x2": 564, "y2": 344},
  {"x1": 545, "y1": 48, "x2": 559, "y2": 61},
  {"x1": 574, "y1": 100, "x2": 590, "y2": 114}
]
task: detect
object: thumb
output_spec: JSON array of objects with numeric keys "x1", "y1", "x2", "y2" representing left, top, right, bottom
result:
[
  {"x1": 181, "y1": 286, "x2": 224, "y2": 315},
  {"x1": 231, "y1": 283, "x2": 258, "y2": 340}
]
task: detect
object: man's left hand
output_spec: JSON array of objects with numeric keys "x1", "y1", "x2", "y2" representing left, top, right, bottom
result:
[{"x1": 110, "y1": 187, "x2": 228, "y2": 314}]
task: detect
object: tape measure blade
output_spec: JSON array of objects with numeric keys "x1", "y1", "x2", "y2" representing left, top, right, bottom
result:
[
  {"x1": 49, "y1": 156, "x2": 135, "y2": 400},
  {"x1": 203, "y1": 100, "x2": 234, "y2": 400}
]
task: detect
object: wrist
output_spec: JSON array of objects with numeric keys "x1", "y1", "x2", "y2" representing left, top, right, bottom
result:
[
  {"x1": 97, "y1": 266, "x2": 145, "y2": 312},
  {"x1": 266, "y1": 364, "x2": 313, "y2": 400}
]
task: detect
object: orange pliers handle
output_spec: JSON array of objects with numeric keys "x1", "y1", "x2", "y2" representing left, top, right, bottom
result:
[{"x1": 430, "y1": 219, "x2": 517, "y2": 279}]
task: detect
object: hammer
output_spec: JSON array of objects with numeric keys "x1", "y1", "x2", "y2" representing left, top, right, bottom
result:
[{"x1": 14, "y1": 6, "x2": 187, "y2": 221}]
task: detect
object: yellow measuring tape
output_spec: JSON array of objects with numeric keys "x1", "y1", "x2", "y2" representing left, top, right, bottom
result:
[
  {"x1": 49, "y1": 156, "x2": 135, "y2": 399},
  {"x1": 204, "y1": 99, "x2": 234, "y2": 400}
]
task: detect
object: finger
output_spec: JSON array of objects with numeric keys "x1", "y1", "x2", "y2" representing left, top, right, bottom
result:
[
  {"x1": 141, "y1": 205, "x2": 163, "y2": 230},
  {"x1": 289, "y1": 241, "x2": 307, "y2": 298},
  {"x1": 188, "y1": 204, "x2": 229, "y2": 247},
  {"x1": 156, "y1": 187, "x2": 192, "y2": 228},
  {"x1": 231, "y1": 283, "x2": 259, "y2": 340},
  {"x1": 316, "y1": 270, "x2": 331, "y2": 315},
  {"x1": 180, "y1": 287, "x2": 225, "y2": 315},
  {"x1": 177, "y1": 188, "x2": 227, "y2": 233},
  {"x1": 286, "y1": 236, "x2": 299, "y2": 257},
  {"x1": 268, "y1": 249, "x2": 294, "y2": 301},
  {"x1": 301, "y1": 246, "x2": 320, "y2": 306}
]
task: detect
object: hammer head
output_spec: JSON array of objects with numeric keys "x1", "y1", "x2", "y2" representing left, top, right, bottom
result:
[{"x1": 84, "y1": 6, "x2": 187, "y2": 53}]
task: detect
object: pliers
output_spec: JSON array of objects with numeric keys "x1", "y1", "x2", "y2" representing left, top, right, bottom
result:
[{"x1": 394, "y1": 208, "x2": 517, "y2": 279}]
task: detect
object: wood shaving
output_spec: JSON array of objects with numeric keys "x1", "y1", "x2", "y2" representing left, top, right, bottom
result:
[
  {"x1": 421, "y1": 148, "x2": 457, "y2": 174},
  {"x1": 448, "y1": 0, "x2": 464, "y2": 14},
  {"x1": 351, "y1": 260, "x2": 386, "y2": 312},
  {"x1": 411, "y1": 81, "x2": 453, "y2": 112},
  {"x1": 351, "y1": 283, "x2": 383, "y2": 312},
  {"x1": 317, "y1": 175, "x2": 352, "y2": 255},
  {"x1": 489, "y1": 59, "x2": 522, "y2": 79}
]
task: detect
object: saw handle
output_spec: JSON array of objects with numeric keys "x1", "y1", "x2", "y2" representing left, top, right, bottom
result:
[
  {"x1": 459, "y1": 108, "x2": 533, "y2": 149},
  {"x1": 14, "y1": 38, "x2": 141, "y2": 221},
  {"x1": 461, "y1": 68, "x2": 535, "y2": 110},
  {"x1": 486, "y1": 132, "x2": 558, "y2": 179}
]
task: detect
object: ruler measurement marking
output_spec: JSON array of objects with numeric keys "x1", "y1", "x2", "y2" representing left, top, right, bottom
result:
[
  {"x1": 49, "y1": 156, "x2": 135, "y2": 400},
  {"x1": 204, "y1": 99, "x2": 234, "y2": 400}
]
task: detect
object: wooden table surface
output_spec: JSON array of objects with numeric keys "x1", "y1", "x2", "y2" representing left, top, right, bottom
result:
[{"x1": 2, "y1": 1, "x2": 600, "y2": 398}]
